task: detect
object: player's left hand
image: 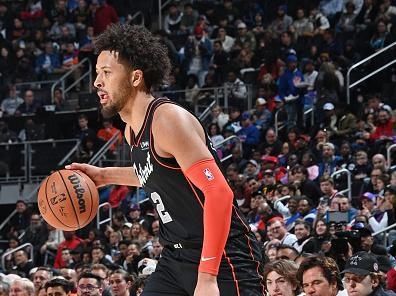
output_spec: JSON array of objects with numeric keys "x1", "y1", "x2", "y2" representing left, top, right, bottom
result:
[{"x1": 194, "y1": 273, "x2": 219, "y2": 296}]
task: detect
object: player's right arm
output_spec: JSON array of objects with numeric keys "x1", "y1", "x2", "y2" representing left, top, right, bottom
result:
[{"x1": 65, "y1": 124, "x2": 141, "y2": 187}]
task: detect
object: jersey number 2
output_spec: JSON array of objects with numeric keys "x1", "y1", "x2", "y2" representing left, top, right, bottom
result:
[{"x1": 150, "y1": 192, "x2": 173, "y2": 224}]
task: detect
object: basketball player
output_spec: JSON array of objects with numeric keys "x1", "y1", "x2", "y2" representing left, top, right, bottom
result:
[{"x1": 66, "y1": 24, "x2": 263, "y2": 296}]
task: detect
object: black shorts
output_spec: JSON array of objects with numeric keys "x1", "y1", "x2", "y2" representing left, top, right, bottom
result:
[{"x1": 142, "y1": 235, "x2": 265, "y2": 296}]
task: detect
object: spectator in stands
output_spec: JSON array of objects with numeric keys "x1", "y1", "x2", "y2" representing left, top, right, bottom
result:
[
  {"x1": 18, "y1": 118, "x2": 46, "y2": 142},
  {"x1": 35, "y1": 42, "x2": 61, "y2": 80},
  {"x1": 224, "y1": 69, "x2": 247, "y2": 107},
  {"x1": 107, "y1": 269, "x2": 132, "y2": 296},
  {"x1": 276, "y1": 244, "x2": 299, "y2": 261},
  {"x1": 318, "y1": 142, "x2": 341, "y2": 177},
  {"x1": 298, "y1": 197, "x2": 317, "y2": 225},
  {"x1": 54, "y1": 231, "x2": 82, "y2": 268},
  {"x1": 216, "y1": 27, "x2": 235, "y2": 53},
  {"x1": 123, "y1": 242, "x2": 144, "y2": 275},
  {"x1": 263, "y1": 259, "x2": 299, "y2": 296},
  {"x1": 10, "y1": 278, "x2": 34, "y2": 296},
  {"x1": 163, "y1": 3, "x2": 182, "y2": 35},
  {"x1": 97, "y1": 118, "x2": 122, "y2": 153},
  {"x1": 274, "y1": 196, "x2": 301, "y2": 231},
  {"x1": 1, "y1": 84, "x2": 24, "y2": 116},
  {"x1": 359, "y1": 227, "x2": 387, "y2": 255},
  {"x1": 45, "y1": 278, "x2": 73, "y2": 296},
  {"x1": 77, "y1": 272, "x2": 103, "y2": 296},
  {"x1": 0, "y1": 281, "x2": 9, "y2": 296},
  {"x1": 251, "y1": 98, "x2": 272, "y2": 131},
  {"x1": 342, "y1": 251, "x2": 394, "y2": 296},
  {"x1": 261, "y1": 128, "x2": 283, "y2": 157},
  {"x1": 267, "y1": 218, "x2": 297, "y2": 246},
  {"x1": 15, "y1": 89, "x2": 41, "y2": 116},
  {"x1": 237, "y1": 111, "x2": 260, "y2": 158},
  {"x1": 293, "y1": 219, "x2": 315, "y2": 253},
  {"x1": 184, "y1": 26, "x2": 212, "y2": 86},
  {"x1": 33, "y1": 267, "x2": 52, "y2": 295},
  {"x1": 93, "y1": 0, "x2": 118, "y2": 35},
  {"x1": 320, "y1": 175, "x2": 338, "y2": 200},
  {"x1": 278, "y1": 54, "x2": 304, "y2": 130},
  {"x1": 22, "y1": 213, "x2": 48, "y2": 265},
  {"x1": 0, "y1": 120, "x2": 18, "y2": 143},
  {"x1": 75, "y1": 114, "x2": 96, "y2": 142},
  {"x1": 290, "y1": 165, "x2": 322, "y2": 205},
  {"x1": 268, "y1": 5, "x2": 293, "y2": 39},
  {"x1": 370, "y1": 109, "x2": 394, "y2": 143},
  {"x1": 11, "y1": 250, "x2": 34, "y2": 278},
  {"x1": 297, "y1": 255, "x2": 343, "y2": 296},
  {"x1": 52, "y1": 88, "x2": 73, "y2": 111},
  {"x1": 8, "y1": 200, "x2": 31, "y2": 237},
  {"x1": 91, "y1": 246, "x2": 113, "y2": 269}
]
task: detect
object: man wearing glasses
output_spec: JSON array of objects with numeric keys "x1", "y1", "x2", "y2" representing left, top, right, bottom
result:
[
  {"x1": 77, "y1": 273, "x2": 103, "y2": 296},
  {"x1": 341, "y1": 251, "x2": 394, "y2": 296}
]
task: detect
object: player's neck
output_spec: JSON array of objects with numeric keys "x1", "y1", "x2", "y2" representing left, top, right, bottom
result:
[{"x1": 119, "y1": 90, "x2": 154, "y2": 134}]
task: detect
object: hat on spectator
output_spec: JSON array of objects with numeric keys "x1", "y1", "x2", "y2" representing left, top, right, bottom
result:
[
  {"x1": 264, "y1": 169, "x2": 274, "y2": 175},
  {"x1": 247, "y1": 159, "x2": 258, "y2": 167},
  {"x1": 286, "y1": 55, "x2": 298, "y2": 63},
  {"x1": 237, "y1": 22, "x2": 247, "y2": 29},
  {"x1": 358, "y1": 227, "x2": 372, "y2": 237},
  {"x1": 361, "y1": 192, "x2": 376, "y2": 202},
  {"x1": 342, "y1": 251, "x2": 379, "y2": 276},
  {"x1": 376, "y1": 255, "x2": 392, "y2": 273},
  {"x1": 130, "y1": 204, "x2": 140, "y2": 211},
  {"x1": 261, "y1": 155, "x2": 278, "y2": 164},
  {"x1": 323, "y1": 102, "x2": 335, "y2": 111},
  {"x1": 252, "y1": 190, "x2": 264, "y2": 197},
  {"x1": 256, "y1": 98, "x2": 267, "y2": 105},
  {"x1": 241, "y1": 111, "x2": 251, "y2": 121},
  {"x1": 123, "y1": 222, "x2": 132, "y2": 228}
]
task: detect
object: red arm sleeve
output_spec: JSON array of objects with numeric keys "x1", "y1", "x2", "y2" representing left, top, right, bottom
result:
[{"x1": 184, "y1": 158, "x2": 233, "y2": 275}]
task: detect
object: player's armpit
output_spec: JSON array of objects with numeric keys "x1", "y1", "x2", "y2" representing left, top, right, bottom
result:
[{"x1": 184, "y1": 158, "x2": 233, "y2": 276}]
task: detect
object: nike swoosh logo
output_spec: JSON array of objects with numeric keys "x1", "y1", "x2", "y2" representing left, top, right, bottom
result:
[{"x1": 201, "y1": 256, "x2": 216, "y2": 262}]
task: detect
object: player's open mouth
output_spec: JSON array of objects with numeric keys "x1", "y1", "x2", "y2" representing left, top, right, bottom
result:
[{"x1": 98, "y1": 91, "x2": 109, "y2": 104}]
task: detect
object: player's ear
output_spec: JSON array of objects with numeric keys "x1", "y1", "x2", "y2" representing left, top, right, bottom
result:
[{"x1": 131, "y1": 70, "x2": 144, "y2": 87}]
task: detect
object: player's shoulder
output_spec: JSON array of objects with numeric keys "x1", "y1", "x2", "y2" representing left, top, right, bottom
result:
[{"x1": 153, "y1": 101, "x2": 199, "y2": 128}]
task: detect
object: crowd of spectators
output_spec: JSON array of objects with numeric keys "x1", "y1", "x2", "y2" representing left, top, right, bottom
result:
[{"x1": 0, "y1": 0, "x2": 396, "y2": 296}]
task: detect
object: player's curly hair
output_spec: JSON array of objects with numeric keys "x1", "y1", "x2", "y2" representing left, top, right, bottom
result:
[{"x1": 94, "y1": 23, "x2": 171, "y2": 92}]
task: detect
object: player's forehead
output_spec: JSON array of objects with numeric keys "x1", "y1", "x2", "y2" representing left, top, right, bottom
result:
[{"x1": 96, "y1": 50, "x2": 123, "y2": 70}]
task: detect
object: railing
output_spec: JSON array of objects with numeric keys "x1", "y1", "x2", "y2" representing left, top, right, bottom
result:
[
  {"x1": 346, "y1": 41, "x2": 396, "y2": 104},
  {"x1": 331, "y1": 168, "x2": 352, "y2": 201},
  {"x1": 51, "y1": 58, "x2": 93, "y2": 101},
  {"x1": 0, "y1": 139, "x2": 79, "y2": 184},
  {"x1": 213, "y1": 135, "x2": 242, "y2": 163},
  {"x1": 129, "y1": 11, "x2": 144, "y2": 26},
  {"x1": 198, "y1": 100, "x2": 216, "y2": 122},
  {"x1": 97, "y1": 202, "x2": 112, "y2": 229},
  {"x1": 0, "y1": 209, "x2": 17, "y2": 234},
  {"x1": 158, "y1": 0, "x2": 173, "y2": 30},
  {"x1": 15, "y1": 80, "x2": 57, "y2": 90},
  {"x1": 373, "y1": 222, "x2": 396, "y2": 237},
  {"x1": 1, "y1": 243, "x2": 33, "y2": 271},
  {"x1": 274, "y1": 109, "x2": 285, "y2": 136},
  {"x1": 387, "y1": 144, "x2": 396, "y2": 168},
  {"x1": 303, "y1": 107, "x2": 314, "y2": 127},
  {"x1": 57, "y1": 140, "x2": 82, "y2": 167},
  {"x1": 155, "y1": 84, "x2": 254, "y2": 113},
  {"x1": 88, "y1": 131, "x2": 121, "y2": 166}
]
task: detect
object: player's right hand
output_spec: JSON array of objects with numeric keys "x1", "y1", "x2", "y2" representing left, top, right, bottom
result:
[{"x1": 65, "y1": 163, "x2": 106, "y2": 187}]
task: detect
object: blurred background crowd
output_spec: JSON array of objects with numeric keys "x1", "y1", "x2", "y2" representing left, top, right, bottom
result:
[{"x1": 0, "y1": 0, "x2": 396, "y2": 296}]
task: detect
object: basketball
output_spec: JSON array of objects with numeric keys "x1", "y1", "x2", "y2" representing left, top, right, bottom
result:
[{"x1": 37, "y1": 169, "x2": 99, "y2": 231}]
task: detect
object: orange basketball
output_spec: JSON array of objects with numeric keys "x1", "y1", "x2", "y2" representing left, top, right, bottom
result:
[{"x1": 37, "y1": 169, "x2": 99, "y2": 231}]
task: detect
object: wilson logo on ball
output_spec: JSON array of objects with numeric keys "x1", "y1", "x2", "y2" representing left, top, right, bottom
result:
[{"x1": 68, "y1": 174, "x2": 87, "y2": 213}]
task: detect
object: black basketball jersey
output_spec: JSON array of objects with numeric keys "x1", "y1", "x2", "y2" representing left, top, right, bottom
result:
[{"x1": 129, "y1": 98, "x2": 252, "y2": 247}]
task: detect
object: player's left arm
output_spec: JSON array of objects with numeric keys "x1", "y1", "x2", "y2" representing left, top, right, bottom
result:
[{"x1": 152, "y1": 104, "x2": 233, "y2": 277}]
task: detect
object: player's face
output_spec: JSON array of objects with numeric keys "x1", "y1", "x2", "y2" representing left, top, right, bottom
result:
[{"x1": 95, "y1": 50, "x2": 133, "y2": 118}]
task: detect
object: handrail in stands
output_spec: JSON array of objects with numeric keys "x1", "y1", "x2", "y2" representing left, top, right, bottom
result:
[
  {"x1": 0, "y1": 209, "x2": 17, "y2": 234},
  {"x1": 214, "y1": 135, "x2": 242, "y2": 163},
  {"x1": 1, "y1": 243, "x2": 33, "y2": 271},
  {"x1": 51, "y1": 57, "x2": 92, "y2": 102},
  {"x1": 331, "y1": 168, "x2": 352, "y2": 201},
  {"x1": 346, "y1": 41, "x2": 396, "y2": 104},
  {"x1": 57, "y1": 140, "x2": 81, "y2": 167},
  {"x1": 372, "y1": 222, "x2": 396, "y2": 237},
  {"x1": 158, "y1": 0, "x2": 173, "y2": 30},
  {"x1": 97, "y1": 202, "x2": 112, "y2": 229},
  {"x1": 88, "y1": 131, "x2": 121, "y2": 166},
  {"x1": 129, "y1": 11, "x2": 144, "y2": 26},
  {"x1": 274, "y1": 108, "x2": 285, "y2": 136},
  {"x1": 198, "y1": 100, "x2": 216, "y2": 122},
  {"x1": 387, "y1": 144, "x2": 396, "y2": 168}
]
